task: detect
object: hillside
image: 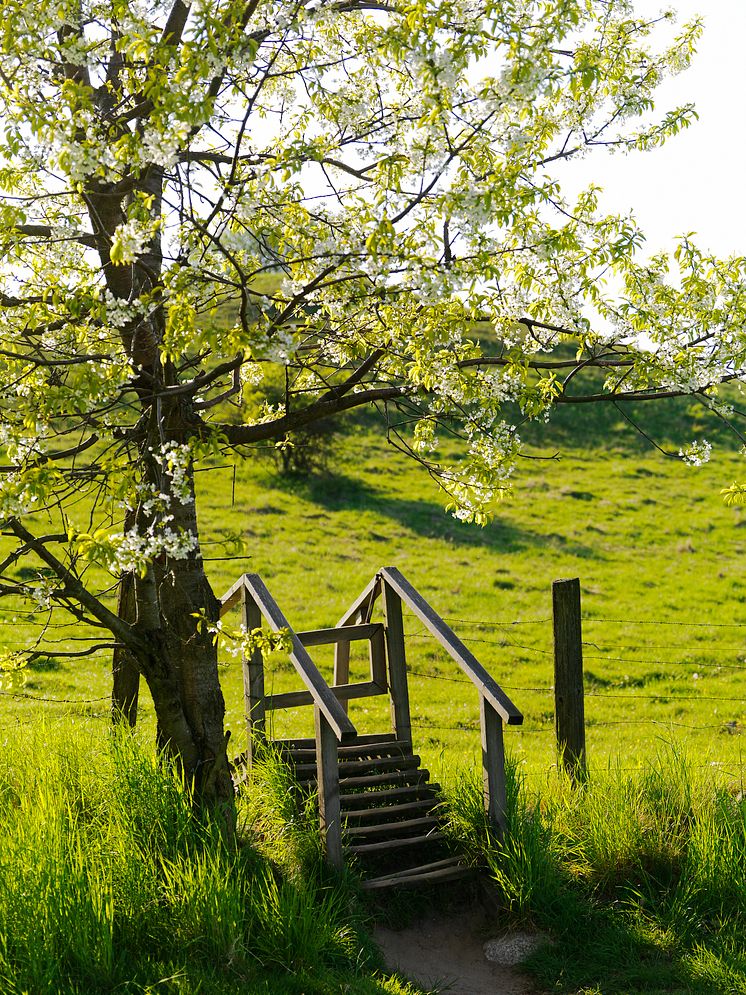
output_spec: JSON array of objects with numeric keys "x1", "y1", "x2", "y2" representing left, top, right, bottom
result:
[{"x1": 3, "y1": 389, "x2": 745, "y2": 783}]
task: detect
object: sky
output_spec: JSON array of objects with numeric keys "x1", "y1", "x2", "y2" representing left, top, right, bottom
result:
[{"x1": 563, "y1": 1, "x2": 746, "y2": 259}]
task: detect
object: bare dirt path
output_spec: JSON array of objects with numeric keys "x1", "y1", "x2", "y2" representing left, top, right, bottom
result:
[{"x1": 374, "y1": 909, "x2": 542, "y2": 994}]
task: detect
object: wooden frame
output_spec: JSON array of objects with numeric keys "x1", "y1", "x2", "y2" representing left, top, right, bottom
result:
[
  {"x1": 220, "y1": 566, "x2": 523, "y2": 863},
  {"x1": 379, "y1": 567, "x2": 522, "y2": 835}
]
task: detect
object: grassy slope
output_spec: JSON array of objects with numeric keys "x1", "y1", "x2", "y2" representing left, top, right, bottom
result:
[
  {"x1": 2, "y1": 392, "x2": 746, "y2": 993},
  {"x1": 3, "y1": 393, "x2": 746, "y2": 782}
]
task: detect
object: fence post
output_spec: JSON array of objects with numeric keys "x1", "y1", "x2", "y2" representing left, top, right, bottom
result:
[
  {"x1": 241, "y1": 586, "x2": 265, "y2": 770},
  {"x1": 552, "y1": 577, "x2": 586, "y2": 783},
  {"x1": 480, "y1": 695, "x2": 507, "y2": 836},
  {"x1": 315, "y1": 705, "x2": 343, "y2": 869}
]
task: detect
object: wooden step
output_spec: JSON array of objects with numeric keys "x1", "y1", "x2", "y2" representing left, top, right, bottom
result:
[
  {"x1": 362, "y1": 857, "x2": 471, "y2": 891},
  {"x1": 347, "y1": 830, "x2": 445, "y2": 856},
  {"x1": 339, "y1": 769, "x2": 430, "y2": 791},
  {"x1": 284, "y1": 739, "x2": 411, "y2": 763},
  {"x1": 290, "y1": 761, "x2": 421, "y2": 782},
  {"x1": 343, "y1": 798, "x2": 438, "y2": 822},
  {"x1": 294, "y1": 754, "x2": 420, "y2": 781},
  {"x1": 340, "y1": 782, "x2": 441, "y2": 806},
  {"x1": 273, "y1": 732, "x2": 397, "y2": 751},
  {"x1": 346, "y1": 815, "x2": 439, "y2": 838}
]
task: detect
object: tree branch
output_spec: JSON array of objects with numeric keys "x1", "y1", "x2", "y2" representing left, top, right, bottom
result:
[
  {"x1": 215, "y1": 385, "x2": 408, "y2": 445},
  {"x1": 3, "y1": 520, "x2": 141, "y2": 652}
]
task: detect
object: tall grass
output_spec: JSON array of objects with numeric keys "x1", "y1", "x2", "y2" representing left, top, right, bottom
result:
[
  {"x1": 443, "y1": 746, "x2": 746, "y2": 993},
  {"x1": 0, "y1": 724, "x2": 414, "y2": 994}
]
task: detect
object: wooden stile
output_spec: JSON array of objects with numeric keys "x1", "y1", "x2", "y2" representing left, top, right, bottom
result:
[{"x1": 220, "y1": 566, "x2": 523, "y2": 879}]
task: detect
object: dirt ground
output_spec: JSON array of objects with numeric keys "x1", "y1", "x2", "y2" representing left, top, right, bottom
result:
[{"x1": 374, "y1": 909, "x2": 541, "y2": 995}]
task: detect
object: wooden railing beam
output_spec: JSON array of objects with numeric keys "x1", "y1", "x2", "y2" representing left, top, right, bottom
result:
[
  {"x1": 220, "y1": 574, "x2": 357, "y2": 744},
  {"x1": 380, "y1": 567, "x2": 523, "y2": 726},
  {"x1": 480, "y1": 696, "x2": 507, "y2": 835},
  {"x1": 315, "y1": 706, "x2": 343, "y2": 869},
  {"x1": 241, "y1": 585, "x2": 265, "y2": 769}
]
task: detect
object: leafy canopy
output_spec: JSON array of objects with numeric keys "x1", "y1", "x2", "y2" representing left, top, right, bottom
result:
[{"x1": 0, "y1": 0, "x2": 741, "y2": 607}]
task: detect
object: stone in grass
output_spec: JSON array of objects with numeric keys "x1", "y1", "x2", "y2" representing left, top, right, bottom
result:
[{"x1": 483, "y1": 932, "x2": 547, "y2": 966}]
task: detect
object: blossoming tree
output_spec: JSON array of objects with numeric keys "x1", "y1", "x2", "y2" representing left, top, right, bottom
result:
[{"x1": 1, "y1": 0, "x2": 742, "y2": 809}]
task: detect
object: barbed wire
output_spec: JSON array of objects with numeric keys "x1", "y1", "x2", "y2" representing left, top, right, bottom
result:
[
  {"x1": 403, "y1": 609, "x2": 746, "y2": 630},
  {"x1": 412, "y1": 717, "x2": 742, "y2": 734},
  {"x1": 521, "y1": 761, "x2": 746, "y2": 777},
  {"x1": 0, "y1": 690, "x2": 109, "y2": 704},
  {"x1": 583, "y1": 617, "x2": 746, "y2": 628},
  {"x1": 407, "y1": 668, "x2": 746, "y2": 703}
]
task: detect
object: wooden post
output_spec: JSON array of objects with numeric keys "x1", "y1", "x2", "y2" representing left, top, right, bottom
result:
[
  {"x1": 382, "y1": 582, "x2": 412, "y2": 746},
  {"x1": 241, "y1": 587, "x2": 265, "y2": 769},
  {"x1": 480, "y1": 696, "x2": 507, "y2": 835},
  {"x1": 315, "y1": 705, "x2": 343, "y2": 869},
  {"x1": 333, "y1": 622, "x2": 353, "y2": 715},
  {"x1": 552, "y1": 577, "x2": 586, "y2": 782}
]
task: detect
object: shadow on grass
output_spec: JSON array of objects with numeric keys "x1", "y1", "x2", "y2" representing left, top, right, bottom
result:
[{"x1": 273, "y1": 470, "x2": 602, "y2": 559}]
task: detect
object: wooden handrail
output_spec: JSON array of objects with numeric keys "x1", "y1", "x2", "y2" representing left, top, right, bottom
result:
[
  {"x1": 219, "y1": 573, "x2": 357, "y2": 744},
  {"x1": 297, "y1": 623, "x2": 383, "y2": 647},
  {"x1": 336, "y1": 574, "x2": 381, "y2": 627},
  {"x1": 379, "y1": 566, "x2": 523, "y2": 726}
]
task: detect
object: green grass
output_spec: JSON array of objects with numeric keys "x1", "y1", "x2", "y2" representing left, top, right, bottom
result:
[
  {"x1": 2, "y1": 389, "x2": 746, "y2": 991},
  {"x1": 2, "y1": 395, "x2": 746, "y2": 776},
  {"x1": 0, "y1": 723, "x2": 423, "y2": 994},
  {"x1": 444, "y1": 745, "x2": 746, "y2": 993}
]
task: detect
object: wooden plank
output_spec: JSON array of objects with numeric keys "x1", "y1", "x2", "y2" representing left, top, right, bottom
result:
[
  {"x1": 336, "y1": 574, "x2": 382, "y2": 627},
  {"x1": 219, "y1": 573, "x2": 250, "y2": 615},
  {"x1": 334, "y1": 639, "x2": 351, "y2": 715},
  {"x1": 265, "y1": 679, "x2": 385, "y2": 712},
  {"x1": 361, "y1": 856, "x2": 464, "y2": 884},
  {"x1": 241, "y1": 574, "x2": 356, "y2": 743},
  {"x1": 348, "y1": 831, "x2": 444, "y2": 855},
  {"x1": 339, "y1": 769, "x2": 429, "y2": 790},
  {"x1": 383, "y1": 582, "x2": 412, "y2": 745},
  {"x1": 295, "y1": 754, "x2": 419, "y2": 781},
  {"x1": 286, "y1": 739, "x2": 410, "y2": 762},
  {"x1": 315, "y1": 706, "x2": 343, "y2": 870},
  {"x1": 369, "y1": 624, "x2": 387, "y2": 688},
  {"x1": 346, "y1": 815, "x2": 438, "y2": 837},
  {"x1": 553, "y1": 578, "x2": 587, "y2": 783},
  {"x1": 343, "y1": 799, "x2": 436, "y2": 822},
  {"x1": 370, "y1": 855, "x2": 461, "y2": 878},
  {"x1": 271, "y1": 737, "x2": 315, "y2": 750},
  {"x1": 274, "y1": 732, "x2": 393, "y2": 750},
  {"x1": 335, "y1": 755, "x2": 420, "y2": 776},
  {"x1": 380, "y1": 567, "x2": 523, "y2": 726},
  {"x1": 481, "y1": 696, "x2": 507, "y2": 835},
  {"x1": 340, "y1": 783, "x2": 441, "y2": 806},
  {"x1": 335, "y1": 577, "x2": 381, "y2": 713},
  {"x1": 297, "y1": 623, "x2": 382, "y2": 647},
  {"x1": 362, "y1": 862, "x2": 470, "y2": 890},
  {"x1": 242, "y1": 587, "x2": 265, "y2": 768}
]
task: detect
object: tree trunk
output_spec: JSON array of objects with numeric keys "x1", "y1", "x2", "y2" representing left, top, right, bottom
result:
[
  {"x1": 89, "y1": 168, "x2": 233, "y2": 818},
  {"x1": 112, "y1": 507, "x2": 140, "y2": 726},
  {"x1": 135, "y1": 487, "x2": 234, "y2": 818}
]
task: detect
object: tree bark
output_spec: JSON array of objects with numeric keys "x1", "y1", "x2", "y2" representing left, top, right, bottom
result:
[{"x1": 112, "y1": 568, "x2": 140, "y2": 726}]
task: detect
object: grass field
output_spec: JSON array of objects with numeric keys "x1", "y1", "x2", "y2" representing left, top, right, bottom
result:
[
  {"x1": 2, "y1": 393, "x2": 746, "y2": 993},
  {"x1": 4, "y1": 394, "x2": 746, "y2": 784}
]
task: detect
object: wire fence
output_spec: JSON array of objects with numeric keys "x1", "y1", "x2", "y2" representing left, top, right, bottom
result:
[
  {"x1": 3, "y1": 601, "x2": 746, "y2": 780},
  {"x1": 401, "y1": 605, "x2": 746, "y2": 777}
]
